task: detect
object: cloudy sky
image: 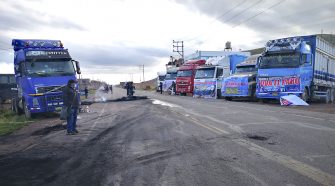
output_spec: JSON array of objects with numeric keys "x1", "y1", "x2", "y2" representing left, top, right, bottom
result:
[{"x1": 0, "y1": 0, "x2": 334, "y2": 84}]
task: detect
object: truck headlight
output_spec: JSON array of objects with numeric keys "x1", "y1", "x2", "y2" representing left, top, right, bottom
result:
[{"x1": 33, "y1": 98, "x2": 39, "y2": 107}]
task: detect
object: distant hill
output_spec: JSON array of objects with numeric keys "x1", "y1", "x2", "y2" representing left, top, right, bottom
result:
[
  {"x1": 243, "y1": 47, "x2": 265, "y2": 55},
  {"x1": 134, "y1": 78, "x2": 157, "y2": 90}
]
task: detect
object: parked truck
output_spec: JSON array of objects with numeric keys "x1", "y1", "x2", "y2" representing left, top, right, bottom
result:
[
  {"x1": 163, "y1": 66, "x2": 178, "y2": 93},
  {"x1": 256, "y1": 34, "x2": 335, "y2": 103},
  {"x1": 193, "y1": 54, "x2": 249, "y2": 99},
  {"x1": 156, "y1": 71, "x2": 166, "y2": 92},
  {"x1": 176, "y1": 60, "x2": 206, "y2": 95},
  {"x1": 11, "y1": 39, "x2": 81, "y2": 118},
  {"x1": 0, "y1": 74, "x2": 17, "y2": 104},
  {"x1": 222, "y1": 54, "x2": 260, "y2": 101}
]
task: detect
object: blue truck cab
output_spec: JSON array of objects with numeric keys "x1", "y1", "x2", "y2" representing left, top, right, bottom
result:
[
  {"x1": 256, "y1": 34, "x2": 335, "y2": 103},
  {"x1": 12, "y1": 39, "x2": 81, "y2": 118},
  {"x1": 222, "y1": 54, "x2": 260, "y2": 101}
]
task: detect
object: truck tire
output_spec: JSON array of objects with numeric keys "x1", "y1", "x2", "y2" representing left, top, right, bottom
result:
[
  {"x1": 11, "y1": 98, "x2": 19, "y2": 114},
  {"x1": 260, "y1": 99, "x2": 270, "y2": 103},
  {"x1": 250, "y1": 87, "x2": 257, "y2": 102},
  {"x1": 23, "y1": 101, "x2": 32, "y2": 119},
  {"x1": 225, "y1": 97, "x2": 232, "y2": 101},
  {"x1": 331, "y1": 89, "x2": 335, "y2": 104},
  {"x1": 301, "y1": 88, "x2": 309, "y2": 102},
  {"x1": 217, "y1": 89, "x2": 221, "y2": 99},
  {"x1": 325, "y1": 89, "x2": 334, "y2": 104}
]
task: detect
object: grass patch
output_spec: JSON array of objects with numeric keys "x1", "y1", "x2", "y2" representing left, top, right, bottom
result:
[{"x1": 0, "y1": 109, "x2": 33, "y2": 136}]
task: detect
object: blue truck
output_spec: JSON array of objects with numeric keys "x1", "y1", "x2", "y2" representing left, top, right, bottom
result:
[
  {"x1": 11, "y1": 39, "x2": 81, "y2": 118},
  {"x1": 222, "y1": 54, "x2": 260, "y2": 101},
  {"x1": 256, "y1": 34, "x2": 335, "y2": 103},
  {"x1": 193, "y1": 53, "x2": 249, "y2": 99}
]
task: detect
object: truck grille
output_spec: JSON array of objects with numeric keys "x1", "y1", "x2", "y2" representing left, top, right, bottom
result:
[
  {"x1": 47, "y1": 95, "x2": 62, "y2": 102},
  {"x1": 37, "y1": 86, "x2": 64, "y2": 94}
]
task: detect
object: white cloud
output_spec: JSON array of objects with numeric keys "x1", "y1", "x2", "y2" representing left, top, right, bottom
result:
[{"x1": 0, "y1": 0, "x2": 269, "y2": 84}]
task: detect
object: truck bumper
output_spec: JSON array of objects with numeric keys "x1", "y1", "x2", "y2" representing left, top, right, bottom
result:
[
  {"x1": 257, "y1": 92, "x2": 302, "y2": 99},
  {"x1": 176, "y1": 86, "x2": 192, "y2": 94},
  {"x1": 27, "y1": 94, "x2": 64, "y2": 113}
]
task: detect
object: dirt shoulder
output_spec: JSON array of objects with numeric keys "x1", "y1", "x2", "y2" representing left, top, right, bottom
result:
[{"x1": 0, "y1": 114, "x2": 63, "y2": 155}]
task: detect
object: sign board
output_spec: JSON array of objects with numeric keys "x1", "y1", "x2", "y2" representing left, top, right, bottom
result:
[
  {"x1": 258, "y1": 76, "x2": 300, "y2": 93},
  {"x1": 193, "y1": 79, "x2": 216, "y2": 98},
  {"x1": 222, "y1": 76, "x2": 249, "y2": 96},
  {"x1": 25, "y1": 50, "x2": 71, "y2": 60}
]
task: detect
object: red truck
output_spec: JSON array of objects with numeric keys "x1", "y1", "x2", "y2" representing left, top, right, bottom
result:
[{"x1": 176, "y1": 60, "x2": 206, "y2": 95}]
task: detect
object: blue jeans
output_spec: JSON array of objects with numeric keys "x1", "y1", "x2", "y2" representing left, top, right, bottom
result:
[{"x1": 67, "y1": 107, "x2": 78, "y2": 133}]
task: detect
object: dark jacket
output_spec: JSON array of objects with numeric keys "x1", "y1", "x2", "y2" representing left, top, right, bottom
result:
[{"x1": 62, "y1": 85, "x2": 80, "y2": 108}]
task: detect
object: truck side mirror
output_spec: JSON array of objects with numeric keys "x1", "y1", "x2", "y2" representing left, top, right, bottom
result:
[
  {"x1": 15, "y1": 64, "x2": 23, "y2": 77},
  {"x1": 256, "y1": 56, "x2": 262, "y2": 67},
  {"x1": 72, "y1": 60, "x2": 81, "y2": 74}
]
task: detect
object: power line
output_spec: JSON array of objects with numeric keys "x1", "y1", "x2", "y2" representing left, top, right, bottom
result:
[
  {"x1": 232, "y1": 0, "x2": 287, "y2": 28},
  {"x1": 183, "y1": 0, "x2": 248, "y2": 42},
  {"x1": 221, "y1": 0, "x2": 263, "y2": 24},
  {"x1": 185, "y1": 0, "x2": 264, "y2": 49},
  {"x1": 214, "y1": 0, "x2": 248, "y2": 23},
  {"x1": 274, "y1": 16, "x2": 335, "y2": 33}
]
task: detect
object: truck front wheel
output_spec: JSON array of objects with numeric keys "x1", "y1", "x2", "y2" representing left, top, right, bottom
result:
[
  {"x1": 23, "y1": 101, "x2": 32, "y2": 119},
  {"x1": 301, "y1": 88, "x2": 309, "y2": 102},
  {"x1": 250, "y1": 87, "x2": 257, "y2": 102},
  {"x1": 325, "y1": 89, "x2": 333, "y2": 104},
  {"x1": 225, "y1": 97, "x2": 232, "y2": 101},
  {"x1": 217, "y1": 89, "x2": 221, "y2": 99}
]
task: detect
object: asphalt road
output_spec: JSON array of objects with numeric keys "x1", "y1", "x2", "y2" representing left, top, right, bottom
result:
[{"x1": 0, "y1": 88, "x2": 334, "y2": 186}]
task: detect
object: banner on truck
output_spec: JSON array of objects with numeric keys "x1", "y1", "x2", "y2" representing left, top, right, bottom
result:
[
  {"x1": 163, "y1": 80, "x2": 174, "y2": 92},
  {"x1": 258, "y1": 76, "x2": 300, "y2": 93},
  {"x1": 222, "y1": 76, "x2": 249, "y2": 96},
  {"x1": 194, "y1": 79, "x2": 216, "y2": 98}
]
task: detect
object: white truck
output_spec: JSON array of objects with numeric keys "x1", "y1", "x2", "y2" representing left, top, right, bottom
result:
[
  {"x1": 156, "y1": 71, "x2": 166, "y2": 92},
  {"x1": 193, "y1": 54, "x2": 249, "y2": 99}
]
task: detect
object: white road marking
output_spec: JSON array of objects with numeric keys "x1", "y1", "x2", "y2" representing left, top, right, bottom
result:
[
  {"x1": 151, "y1": 99, "x2": 180, "y2": 108},
  {"x1": 234, "y1": 139, "x2": 335, "y2": 186},
  {"x1": 155, "y1": 99, "x2": 335, "y2": 186}
]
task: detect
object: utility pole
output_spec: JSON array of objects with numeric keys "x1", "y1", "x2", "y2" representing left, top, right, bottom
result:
[
  {"x1": 173, "y1": 40, "x2": 184, "y2": 64},
  {"x1": 139, "y1": 65, "x2": 145, "y2": 82}
]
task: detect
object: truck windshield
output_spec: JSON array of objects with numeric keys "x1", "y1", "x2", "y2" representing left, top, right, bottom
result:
[
  {"x1": 177, "y1": 70, "x2": 193, "y2": 77},
  {"x1": 235, "y1": 66, "x2": 257, "y2": 74},
  {"x1": 165, "y1": 73, "x2": 177, "y2": 80},
  {"x1": 25, "y1": 60, "x2": 76, "y2": 77},
  {"x1": 158, "y1": 75, "x2": 165, "y2": 81},
  {"x1": 195, "y1": 68, "x2": 215, "y2": 79},
  {"x1": 259, "y1": 53, "x2": 300, "y2": 69}
]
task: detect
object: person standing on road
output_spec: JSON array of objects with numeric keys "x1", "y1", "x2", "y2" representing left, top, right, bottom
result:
[
  {"x1": 84, "y1": 87, "x2": 89, "y2": 99},
  {"x1": 63, "y1": 79, "x2": 80, "y2": 135},
  {"x1": 110, "y1": 85, "x2": 113, "y2": 94},
  {"x1": 172, "y1": 81, "x2": 176, "y2": 95}
]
